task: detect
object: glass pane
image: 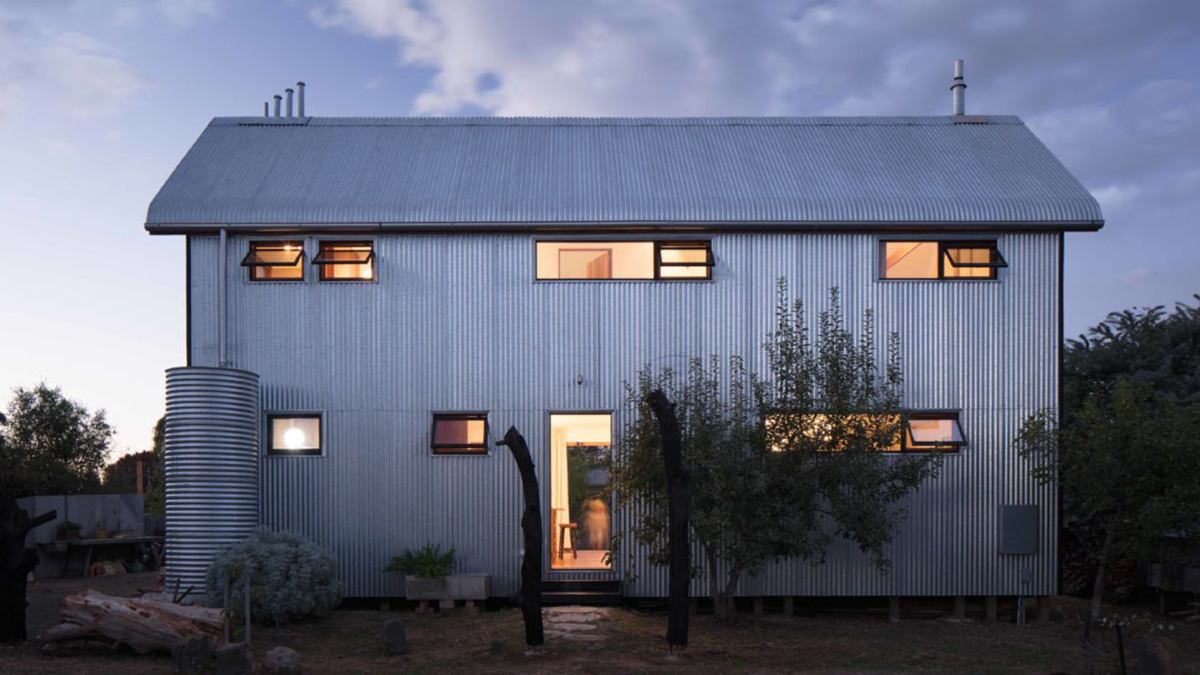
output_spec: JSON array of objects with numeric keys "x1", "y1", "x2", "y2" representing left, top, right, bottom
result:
[
  {"x1": 882, "y1": 241, "x2": 938, "y2": 279},
  {"x1": 943, "y1": 247, "x2": 994, "y2": 278},
  {"x1": 270, "y1": 417, "x2": 320, "y2": 453},
  {"x1": 550, "y1": 414, "x2": 612, "y2": 570},
  {"x1": 659, "y1": 246, "x2": 709, "y2": 265},
  {"x1": 433, "y1": 417, "x2": 486, "y2": 447},
  {"x1": 247, "y1": 242, "x2": 303, "y2": 280},
  {"x1": 319, "y1": 244, "x2": 374, "y2": 280},
  {"x1": 906, "y1": 416, "x2": 964, "y2": 445},
  {"x1": 536, "y1": 242, "x2": 654, "y2": 279},
  {"x1": 767, "y1": 413, "x2": 901, "y2": 452},
  {"x1": 658, "y1": 265, "x2": 709, "y2": 279}
]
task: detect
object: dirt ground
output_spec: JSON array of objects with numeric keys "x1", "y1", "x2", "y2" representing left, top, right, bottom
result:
[{"x1": 2, "y1": 572, "x2": 1197, "y2": 674}]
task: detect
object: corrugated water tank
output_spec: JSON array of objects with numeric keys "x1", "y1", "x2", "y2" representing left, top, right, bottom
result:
[{"x1": 163, "y1": 367, "x2": 260, "y2": 598}]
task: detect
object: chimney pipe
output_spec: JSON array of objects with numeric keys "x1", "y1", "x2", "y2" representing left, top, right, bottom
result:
[
  {"x1": 285, "y1": 88, "x2": 294, "y2": 117},
  {"x1": 273, "y1": 94, "x2": 281, "y2": 117},
  {"x1": 297, "y1": 82, "x2": 305, "y2": 117},
  {"x1": 951, "y1": 59, "x2": 966, "y2": 116},
  {"x1": 263, "y1": 101, "x2": 269, "y2": 117}
]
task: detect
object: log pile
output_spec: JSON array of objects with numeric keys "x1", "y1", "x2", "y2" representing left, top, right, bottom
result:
[{"x1": 46, "y1": 590, "x2": 225, "y2": 653}]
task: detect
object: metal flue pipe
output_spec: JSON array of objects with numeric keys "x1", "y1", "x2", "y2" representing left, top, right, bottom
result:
[
  {"x1": 273, "y1": 94, "x2": 282, "y2": 117},
  {"x1": 285, "y1": 88, "x2": 294, "y2": 117},
  {"x1": 951, "y1": 59, "x2": 966, "y2": 116},
  {"x1": 297, "y1": 81, "x2": 305, "y2": 117}
]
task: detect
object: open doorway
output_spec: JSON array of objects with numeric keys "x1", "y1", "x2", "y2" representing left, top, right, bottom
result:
[{"x1": 549, "y1": 413, "x2": 612, "y2": 571}]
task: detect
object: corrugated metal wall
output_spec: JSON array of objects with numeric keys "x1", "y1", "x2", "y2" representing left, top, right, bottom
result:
[{"x1": 188, "y1": 232, "x2": 1059, "y2": 598}]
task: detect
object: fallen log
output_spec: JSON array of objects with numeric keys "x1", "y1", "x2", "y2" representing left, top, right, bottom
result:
[{"x1": 45, "y1": 589, "x2": 225, "y2": 653}]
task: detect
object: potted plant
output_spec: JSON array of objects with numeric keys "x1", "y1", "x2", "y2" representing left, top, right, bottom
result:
[{"x1": 385, "y1": 544, "x2": 491, "y2": 606}]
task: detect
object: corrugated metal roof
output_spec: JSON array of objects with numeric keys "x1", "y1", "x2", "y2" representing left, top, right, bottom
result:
[{"x1": 145, "y1": 116, "x2": 1103, "y2": 231}]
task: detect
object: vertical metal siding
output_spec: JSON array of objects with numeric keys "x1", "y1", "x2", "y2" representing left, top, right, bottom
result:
[{"x1": 188, "y1": 232, "x2": 1058, "y2": 598}]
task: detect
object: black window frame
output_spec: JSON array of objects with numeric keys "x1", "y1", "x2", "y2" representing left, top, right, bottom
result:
[
  {"x1": 313, "y1": 241, "x2": 376, "y2": 282},
  {"x1": 266, "y1": 413, "x2": 323, "y2": 456},
  {"x1": 901, "y1": 411, "x2": 966, "y2": 453},
  {"x1": 431, "y1": 413, "x2": 489, "y2": 455},
  {"x1": 879, "y1": 240, "x2": 1006, "y2": 281},
  {"x1": 241, "y1": 241, "x2": 305, "y2": 282},
  {"x1": 655, "y1": 241, "x2": 714, "y2": 280}
]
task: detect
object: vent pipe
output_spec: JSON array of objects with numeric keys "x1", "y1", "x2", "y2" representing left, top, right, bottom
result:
[
  {"x1": 951, "y1": 59, "x2": 966, "y2": 116},
  {"x1": 285, "y1": 88, "x2": 294, "y2": 117},
  {"x1": 272, "y1": 94, "x2": 281, "y2": 117},
  {"x1": 263, "y1": 101, "x2": 268, "y2": 117},
  {"x1": 297, "y1": 81, "x2": 305, "y2": 117}
]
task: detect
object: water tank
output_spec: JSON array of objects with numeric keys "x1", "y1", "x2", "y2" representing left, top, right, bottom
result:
[{"x1": 163, "y1": 367, "x2": 260, "y2": 597}]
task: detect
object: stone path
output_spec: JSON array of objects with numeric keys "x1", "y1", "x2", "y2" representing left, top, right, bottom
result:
[{"x1": 542, "y1": 606, "x2": 612, "y2": 643}]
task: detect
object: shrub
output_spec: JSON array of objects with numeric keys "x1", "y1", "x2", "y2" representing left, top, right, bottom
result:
[
  {"x1": 206, "y1": 528, "x2": 343, "y2": 625},
  {"x1": 385, "y1": 543, "x2": 455, "y2": 577}
]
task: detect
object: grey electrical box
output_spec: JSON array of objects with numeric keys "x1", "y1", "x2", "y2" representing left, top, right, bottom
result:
[{"x1": 1000, "y1": 505, "x2": 1039, "y2": 555}]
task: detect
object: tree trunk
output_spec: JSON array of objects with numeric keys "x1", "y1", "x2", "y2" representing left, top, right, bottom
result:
[
  {"x1": 45, "y1": 590, "x2": 225, "y2": 653},
  {"x1": 647, "y1": 389, "x2": 690, "y2": 650},
  {"x1": 706, "y1": 548, "x2": 739, "y2": 622},
  {"x1": 501, "y1": 426, "x2": 544, "y2": 647},
  {"x1": 1090, "y1": 555, "x2": 1106, "y2": 623},
  {"x1": 1, "y1": 497, "x2": 56, "y2": 642}
]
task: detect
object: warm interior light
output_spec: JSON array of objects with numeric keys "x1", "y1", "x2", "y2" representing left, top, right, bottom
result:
[{"x1": 283, "y1": 427, "x2": 307, "y2": 449}]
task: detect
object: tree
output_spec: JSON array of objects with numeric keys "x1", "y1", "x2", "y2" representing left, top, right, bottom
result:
[
  {"x1": 102, "y1": 451, "x2": 157, "y2": 494},
  {"x1": 1017, "y1": 293, "x2": 1200, "y2": 620},
  {"x1": 1018, "y1": 381, "x2": 1200, "y2": 621},
  {"x1": 142, "y1": 416, "x2": 166, "y2": 517},
  {"x1": 0, "y1": 384, "x2": 113, "y2": 497},
  {"x1": 612, "y1": 283, "x2": 940, "y2": 619}
]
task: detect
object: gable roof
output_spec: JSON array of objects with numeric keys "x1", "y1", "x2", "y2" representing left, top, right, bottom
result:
[{"x1": 145, "y1": 116, "x2": 1103, "y2": 232}]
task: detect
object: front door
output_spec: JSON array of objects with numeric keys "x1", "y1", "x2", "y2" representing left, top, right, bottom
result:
[{"x1": 548, "y1": 413, "x2": 612, "y2": 570}]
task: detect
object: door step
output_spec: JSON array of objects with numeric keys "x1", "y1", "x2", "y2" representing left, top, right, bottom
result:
[{"x1": 541, "y1": 579, "x2": 622, "y2": 606}]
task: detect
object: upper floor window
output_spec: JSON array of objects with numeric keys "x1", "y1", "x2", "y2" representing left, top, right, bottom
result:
[
  {"x1": 242, "y1": 241, "x2": 304, "y2": 281},
  {"x1": 431, "y1": 413, "x2": 488, "y2": 455},
  {"x1": 536, "y1": 241, "x2": 713, "y2": 280},
  {"x1": 315, "y1": 241, "x2": 375, "y2": 281},
  {"x1": 880, "y1": 241, "x2": 1006, "y2": 280},
  {"x1": 766, "y1": 411, "x2": 965, "y2": 453},
  {"x1": 267, "y1": 414, "x2": 322, "y2": 456}
]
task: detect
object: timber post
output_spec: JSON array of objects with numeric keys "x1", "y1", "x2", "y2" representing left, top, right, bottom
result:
[
  {"x1": 1, "y1": 497, "x2": 57, "y2": 642},
  {"x1": 498, "y1": 427, "x2": 545, "y2": 647},
  {"x1": 647, "y1": 389, "x2": 690, "y2": 653}
]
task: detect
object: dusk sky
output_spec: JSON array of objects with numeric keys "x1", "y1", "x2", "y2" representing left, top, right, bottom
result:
[{"x1": 1, "y1": 0, "x2": 1197, "y2": 459}]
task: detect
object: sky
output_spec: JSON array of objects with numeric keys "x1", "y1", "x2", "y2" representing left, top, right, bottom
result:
[{"x1": 0, "y1": 0, "x2": 1197, "y2": 460}]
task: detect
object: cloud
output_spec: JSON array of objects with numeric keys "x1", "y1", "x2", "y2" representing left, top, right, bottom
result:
[
  {"x1": 0, "y1": 11, "x2": 144, "y2": 119},
  {"x1": 157, "y1": 0, "x2": 218, "y2": 26}
]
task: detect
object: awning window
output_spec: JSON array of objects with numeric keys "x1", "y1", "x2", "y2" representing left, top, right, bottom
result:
[
  {"x1": 904, "y1": 413, "x2": 966, "y2": 450},
  {"x1": 656, "y1": 242, "x2": 714, "y2": 279},
  {"x1": 242, "y1": 241, "x2": 304, "y2": 281}
]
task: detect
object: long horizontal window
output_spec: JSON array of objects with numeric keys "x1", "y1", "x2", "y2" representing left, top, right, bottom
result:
[
  {"x1": 242, "y1": 241, "x2": 304, "y2": 281},
  {"x1": 432, "y1": 413, "x2": 488, "y2": 455},
  {"x1": 536, "y1": 241, "x2": 713, "y2": 280},
  {"x1": 314, "y1": 241, "x2": 375, "y2": 281},
  {"x1": 766, "y1": 412, "x2": 964, "y2": 453},
  {"x1": 267, "y1": 414, "x2": 322, "y2": 456},
  {"x1": 880, "y1": 241, "x2": 1006, "y2": 280}
]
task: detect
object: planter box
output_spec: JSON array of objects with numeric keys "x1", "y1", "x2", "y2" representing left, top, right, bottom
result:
[{"x1": 404, "y1": 574, "x2": 490, "y2": 600}]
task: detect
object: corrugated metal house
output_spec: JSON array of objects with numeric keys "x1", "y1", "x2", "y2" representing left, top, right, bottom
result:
[{"x1": 146, "y1": 89, "x2": 1102, "y2": 601}]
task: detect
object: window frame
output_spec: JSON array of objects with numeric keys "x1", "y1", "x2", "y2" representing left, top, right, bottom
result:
[
  {"x1": 901, "y1": 411, "x2": 966, "y2": 453},
  {"x1": 533, "y1": 238, "x2": 714, "y2": 282},
  {"x1": 313, "y1": 240, "x2": 377, "y2": 282},
  {"x1": 655, "y1": 241, "x2": 714, "y2": 281},
  {"x1": 879, "y1": 239, "x2": 1005, "y2": 281},
  {"x1": 265, "y1": 413, "x2": 324, "y2": 457},
  {"x1": 430, "y1": 413, "x2": 490, "y2": 455},
  {"x1": 242, "y1": 241, "x2": 305, "y2": 282}
]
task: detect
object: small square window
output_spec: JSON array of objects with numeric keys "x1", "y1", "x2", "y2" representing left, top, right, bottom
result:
[
  {"x1": 656, "y1": 242, "x2": 713, "y2": 279},
  {"x1": 431, "y1": 413, "x2": 488, "y2": 454},
  {"x1": 942, "y1": 243, "x2": 1006, "y2": 279},
  {"x1": 903, "y1": 413, "x2": 966, "y2": 452},
  {"x1": 242, "y1": 241, "x2": 304, "y2": 281},
  {"x1": 268, "y1": 415, "x2": 321, "y2": 455},
  {"x1": 314, "y1": 241, "x2": 375, "y2": 281}
]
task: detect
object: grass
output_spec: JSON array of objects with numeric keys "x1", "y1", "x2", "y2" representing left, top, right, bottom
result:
[{"x1": 2, "y1": 572, "x2": 1197, "y2": 674}]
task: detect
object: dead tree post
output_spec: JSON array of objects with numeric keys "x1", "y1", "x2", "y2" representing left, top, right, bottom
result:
[
  {"x1": 1, "y1": 496, "x2": 57, "y2": 642},
  {"x1": 498, "y1": 427, "x2": 544, "y2": 647},
  {"x1": 647, "y1": 389, "x2": 690, "y2": 653}
]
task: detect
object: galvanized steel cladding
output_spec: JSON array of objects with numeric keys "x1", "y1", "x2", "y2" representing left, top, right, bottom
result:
[{"x1": 187, "y1": 232, "x2": 1059, "y2": 598}]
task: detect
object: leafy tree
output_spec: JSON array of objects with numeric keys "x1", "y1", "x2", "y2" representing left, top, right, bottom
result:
[
  {"x1": 0, "y1": 384, "x2": 113, "y2": 497},
  {"x1": 142, "y1": 416, "x2": 166, "y2": 517},
  {"x1": 612, "y1": 283, "x2": 940, "y2": 619},
  {"x1": 101, "y1": 451, "x2": 157, "y2": 493},
  {"x1": 1017, "y1": 381, "x2": 1200, "y2": 621}
]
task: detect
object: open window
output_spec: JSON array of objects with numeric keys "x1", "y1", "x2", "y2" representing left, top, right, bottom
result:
[
  {"x1": 903, "y1": 412, "x2": 966, "y2": 451},
  {"x1": 242, "y1": 241, "x2": 304, "y2": 281},
  {"x1": 656, "y1": 242, "x2": 714, "y2": 279},
  {"x1": 880, "y1": 240, "x2": 1006, "y2": 280},
  {"x1": 431, "y1": 413, "x2": 488, "y2": 454},
  {"x1": 314, "y1": 241, "x2": 375, "y2": 281},
  {"x1": 267, "y1": 414, "x2": 322, "y2": 455}
]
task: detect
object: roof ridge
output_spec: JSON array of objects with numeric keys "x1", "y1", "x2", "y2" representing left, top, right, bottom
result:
[{"x1": 212, "y1": 115, "x2": 1023, "y2": 128}]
